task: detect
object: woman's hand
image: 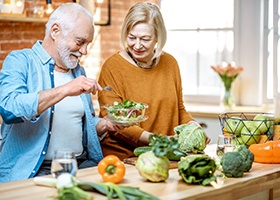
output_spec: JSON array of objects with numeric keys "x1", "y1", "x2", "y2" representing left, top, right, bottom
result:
[
  {"x1": 205, "y1": 136, "x2": 211, "y2": 144},
  {"x1": 96, "y1": 118, "x2": 125, "y2": 136},
  {"x1": 138, "y1": 131, "x2": 151, "y2": 146},
  {"x1": 187, "y1": 120, "x2": 211, "y2": 144},
  {"x1": 106, "y1": 119, "x2": 125, "y2": 132}
]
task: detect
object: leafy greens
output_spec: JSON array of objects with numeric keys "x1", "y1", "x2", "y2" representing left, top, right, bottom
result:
[{"x1": 174, "y1": 123, "x2": 207, "y2": 153}]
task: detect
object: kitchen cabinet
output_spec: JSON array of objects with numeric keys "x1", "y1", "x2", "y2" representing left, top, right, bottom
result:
[{"x1": 195, "y1": 117, "x2": 221, "y2": 144}]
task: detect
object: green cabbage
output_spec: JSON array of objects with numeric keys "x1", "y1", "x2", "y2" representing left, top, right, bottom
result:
[
  {"x1": 135, "y1": 151, "x2": 170, "y2": 182},
  {"x1": 178, "y1": 155, "x2": 217, "y2": 186},
  {"x1": 174, "y1": 123, "x2": 207, "y2": 153}
]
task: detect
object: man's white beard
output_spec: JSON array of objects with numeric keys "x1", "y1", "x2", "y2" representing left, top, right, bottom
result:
[{"x1": 57, "y1": 40, "x2": 81, "y2": 69}]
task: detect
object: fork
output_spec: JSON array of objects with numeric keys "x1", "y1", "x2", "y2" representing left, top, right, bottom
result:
[{"x1": 103, "y1": 86, "x2": 115, "y2": 92}]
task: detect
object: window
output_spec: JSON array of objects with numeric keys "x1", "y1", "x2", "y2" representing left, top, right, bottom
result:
[
  {"x1": 161, "y1": 0, "x2": 234, "y2": 104},
  {"x1": 160, "y1": 0, "x2": 275, "y2": 106}
]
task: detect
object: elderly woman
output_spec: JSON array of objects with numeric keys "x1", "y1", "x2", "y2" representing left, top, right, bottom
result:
[{"x1": 98, "y1": 2, "x2": 211, "y2": 160}]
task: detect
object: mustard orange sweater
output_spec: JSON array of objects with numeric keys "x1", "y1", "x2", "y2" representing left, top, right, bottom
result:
[{"x1": 98, "y1": 52, "x2": 194, "y2": 160}]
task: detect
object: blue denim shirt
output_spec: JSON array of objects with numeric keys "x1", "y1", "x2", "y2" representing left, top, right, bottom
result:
[{"x1": 0, "y1": 41, "x2": 103, "y2": 183}]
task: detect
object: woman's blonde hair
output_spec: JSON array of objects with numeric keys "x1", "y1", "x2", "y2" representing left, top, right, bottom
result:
[{"x1": 120, "y1": 2, "x2": 167, "y2": 59}]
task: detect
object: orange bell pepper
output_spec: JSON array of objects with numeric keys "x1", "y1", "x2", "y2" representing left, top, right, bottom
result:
[
  {"x1": 97, "y1": 155, "x2": 126, "y2": 184},
  {"x1": 248, "y1": 140, "x2": 280, "y2": 163}
]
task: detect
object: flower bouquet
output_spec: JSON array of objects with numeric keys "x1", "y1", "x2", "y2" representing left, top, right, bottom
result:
[{"x1": 211, "y1": 62, "x2": 244, "y2": 109}]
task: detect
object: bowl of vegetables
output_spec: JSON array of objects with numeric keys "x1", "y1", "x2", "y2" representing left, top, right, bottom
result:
[
  {"x1": 104, "y1": 99, "x2": 148, "y2": 126},
  {"x1": 218, "y1": 112, "x2": 274, "y2": 146}
]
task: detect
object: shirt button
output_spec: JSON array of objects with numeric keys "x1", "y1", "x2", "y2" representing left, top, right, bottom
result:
[
  {"x1": 42, "y1": 151, "x2": 46, "y2": 155},
  {"x1": 32, "y1": 170, "x2": 36, "y2": 174},
  {"x1": 49, "y1": 131, "x2": 51, "y2": 135}
]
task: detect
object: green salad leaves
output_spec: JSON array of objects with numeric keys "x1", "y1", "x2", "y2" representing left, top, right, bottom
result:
[
  {"x1": 105, "y1": 99, "x2": 147, "y2": 126},
  {"x1": 111, "y1": 99, "x2": 146, "y2": 110}
]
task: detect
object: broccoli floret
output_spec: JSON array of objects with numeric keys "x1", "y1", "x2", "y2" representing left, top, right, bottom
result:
[
  {"x1": 234, "y1": 144, "x2": 254, "y2": 172},
  {"x1": 221, "y1": 152, "x2": 245, "y2": 178}
]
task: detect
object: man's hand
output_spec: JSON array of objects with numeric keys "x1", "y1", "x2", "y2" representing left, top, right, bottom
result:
[{"x1": 63, "y1": 76, "x2": 103, "y2": 96}]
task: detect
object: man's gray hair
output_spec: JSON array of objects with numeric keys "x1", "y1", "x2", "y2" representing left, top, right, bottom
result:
[{"x1": 45, "y1": 3, "x2": 94, "y2": 36}]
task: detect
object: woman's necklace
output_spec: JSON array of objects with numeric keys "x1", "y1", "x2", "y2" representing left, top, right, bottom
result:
[{"x1": 126, "y1": 49, "x2": 156, "y2": 69}]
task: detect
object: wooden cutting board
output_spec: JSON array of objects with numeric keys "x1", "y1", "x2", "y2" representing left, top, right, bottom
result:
[{"x1": 123, "y1": 157, "x2": 178, "y2": 169}]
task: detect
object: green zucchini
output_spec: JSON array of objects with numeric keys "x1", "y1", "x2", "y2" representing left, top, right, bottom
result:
[
  {"x1": 133, "y1": 146, "x2": 152, "y2": 156},
  {"x1": 134, "y1": 146, "x2": 187, "y2": 161}
]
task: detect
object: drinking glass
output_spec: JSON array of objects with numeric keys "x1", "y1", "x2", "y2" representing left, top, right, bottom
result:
[
  {"x1": 51, "y1": 150, "x2": 78, "y2": 178},
  {"x1": 216, "y1": 134, "x2": 236, "y2": 158}
]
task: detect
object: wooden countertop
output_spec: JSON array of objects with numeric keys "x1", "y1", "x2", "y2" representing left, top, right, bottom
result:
[
  {"x1": 1, "y1": 144, "x2": 280, "y2": 200},
  {"x1": 185, "y1": 103, "x2": 274, "y2": 118}
]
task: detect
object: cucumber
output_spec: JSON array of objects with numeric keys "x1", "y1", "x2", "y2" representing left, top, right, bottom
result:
[{"x1": 133, "y1": 146, "x2": 152, "y2": 156}]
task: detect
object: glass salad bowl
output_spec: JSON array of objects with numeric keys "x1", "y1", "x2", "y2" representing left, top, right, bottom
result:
[{"x1": 104, "y1": 100, "x2": 148, "y2": 126}]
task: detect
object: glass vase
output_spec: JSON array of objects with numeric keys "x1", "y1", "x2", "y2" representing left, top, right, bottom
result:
[{"x1": 220, "y1": 84, "x2": 235, "y2": 110}]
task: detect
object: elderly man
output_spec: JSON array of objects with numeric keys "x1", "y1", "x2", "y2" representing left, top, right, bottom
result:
[{"x1": 0, "y1": 3, "x2": 120, "y2": 183}]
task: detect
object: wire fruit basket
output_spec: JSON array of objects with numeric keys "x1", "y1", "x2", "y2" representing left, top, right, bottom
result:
[{"x1": 218, "y1": 112, "x2": 274, "y2": 146}]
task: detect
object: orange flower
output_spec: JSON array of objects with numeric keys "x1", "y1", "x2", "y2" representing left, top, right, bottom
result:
[{"x1": 211, "y1": 62, "x2": 243, "y2": 90}]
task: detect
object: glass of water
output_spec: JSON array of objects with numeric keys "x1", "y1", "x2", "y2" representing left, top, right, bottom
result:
[
  {"x1": 51, "y1": 150, "x2": 78, "y2": 178},
  {"x1": 216, "y1": 134, "x2": 236, "y2": 158}
]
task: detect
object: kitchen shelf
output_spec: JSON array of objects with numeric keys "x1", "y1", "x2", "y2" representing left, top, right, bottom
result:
[
  {"x1": 0, "y1": 15, "x2": 109, "y2": 25},
  {"x1": 0, "y1": 14, "x2": 47, "y2": 23}
]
